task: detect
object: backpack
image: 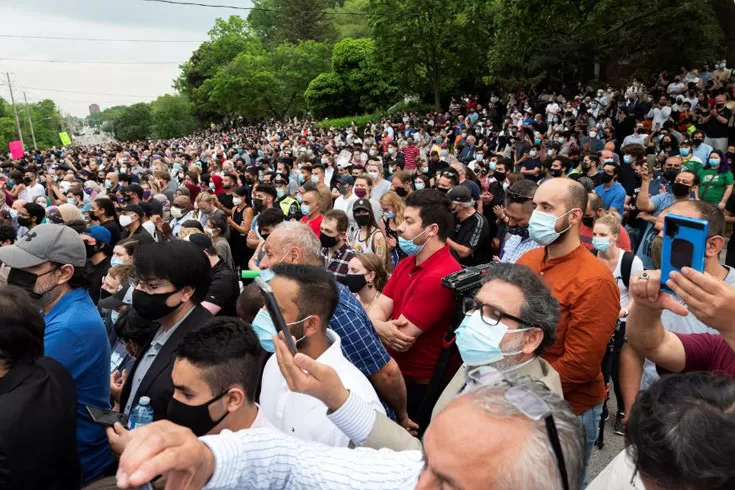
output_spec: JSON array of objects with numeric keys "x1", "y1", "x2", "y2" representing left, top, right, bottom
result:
[{"x1": 594, "y1": 249, "x2": 635, "y2": 289}]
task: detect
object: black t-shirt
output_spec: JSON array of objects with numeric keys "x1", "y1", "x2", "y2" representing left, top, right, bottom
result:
[
  {"x1": 101, "y1": 219, "x2": 122, "y2": 247},
  {"x1": 89, "y1": 256, "x2": 111, "y2": 305},
  {"x1": 429, "y1": 159, "x2": 450, "y2": 176},
  {"x1": 206, "y1": 260, "x2": 239, "y2": 316},
  {"x1": 522, "y1": 159, "x2": 541, "y2": 182},
  {"x1": 218, "y1": 192, "x2": 235, "y2": 211},
  {"x1": 706, "y1": 105, "x2": 732, "y2": 139},
  {"x1": 451, "y1": 211, "x2": 491, "y2": 266}
]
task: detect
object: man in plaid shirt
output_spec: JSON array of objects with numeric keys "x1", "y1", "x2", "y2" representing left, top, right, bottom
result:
[{"x1": 320, "y1": 209, "x2": 356, "y2": 282}]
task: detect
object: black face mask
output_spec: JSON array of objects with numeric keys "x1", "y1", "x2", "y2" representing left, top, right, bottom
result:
[
  {"x1": 99, "y1": 288, "x2": 113, "y2": 301},
  {"x1": 663, "y1": 169, "x2": 680, "y2": 182},
  {"x1": 693, "y1": 139, "x2": 703, "y2": 146},
  {"x1": 436, "y1": 187, "x2": 450, "y2": 194},
  {"x1": 506, "y1": 225, "x2": 529, "y2": 239},
  {"x1": 601, "y1": 173, "x2": 614, "y2": 184},
  {"x1": 581, "y1": 216, "x2": 595, "y2": 228},
  {"x1": 23, "y1": 176, "x2": 32, "y2": 185},
  {"x1": 132, "y1": 288, "x2": 182, "y2": 321},
  {"x1": 7, "y1": 267, "x2": 57, "y2": 301},
  {"x1": 320, "y1": 233, "x2": 338, "y2": 249},
  {"x1": 252, "y1": 198, "x2": 264, "y2": 212},
  {"x1": 167, "y1": 391, "x2": 230, "y2": 437},
  {"x1": 494, "y1": 171, "x2": 506, "y2": 182},
  {"x1": 355, "y1": 214, "x2": 371, "y2": 227},
  {"x1": 671, "y1": 182, "x2": 691, "y2": 197},
  {"x1": 550, "y1": 168, "x2": 563, "y2": 177},
  {"x1": 344, "y1": 273, "x2": 368, "y2": 293},
  {"x1": 17, "y1": 217, "x2": 32, "y2": 227},
  {"x1": 85, "y1": 244, "x2": 99, "y2": 259},
  {"x1": 395, "y1": 187, "x2": 408, "y2": 198}
]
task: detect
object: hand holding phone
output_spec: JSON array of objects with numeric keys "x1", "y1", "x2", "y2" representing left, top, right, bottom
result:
[
  {"x1": 660, "y1": 214, "x2": 708, "y2": 294},
  {"x1": 86, "y1": 406, "x2": 129, "y2": 427},
  {"x1": 254, "y1": 277, "x2": 298, "y2": 354}
]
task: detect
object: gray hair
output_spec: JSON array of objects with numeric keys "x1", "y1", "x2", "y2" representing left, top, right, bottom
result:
[
  {"x1": 366, "y1": 160, "x2": 384, "y2": 172},
  {"x1": 272, "y1": 221, "x2": 322, "y2": 265},
  {"x1": 481, "y1": 263, "x2": 559, "y2": 355},
  {"x1": 463, "y1": 376, "x2": 584, "y2": 490}
]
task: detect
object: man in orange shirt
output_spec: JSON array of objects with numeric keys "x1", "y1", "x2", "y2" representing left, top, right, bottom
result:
[{"x1": 517, "y1": 178, "x2": 619, "y2": 486}]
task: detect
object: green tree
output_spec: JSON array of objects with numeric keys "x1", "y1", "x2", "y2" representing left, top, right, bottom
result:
[
  {"x1": 248, "y1": 0, "x2": 337, "y2": 48},
  {"x1": 114, "y1": 103, "x2": 152, "y2": 141},
  {"x1": 151, "y1": 95, "x2": 197, "y2": 139},
  {"x1": 305, "y1": 38, "x2": 399, "y2": 117},
  {"x1": 331, "y1": 0, "x2": 370, "y2": 40},
  {"x1": 368, "y1": 0, "x2": 489, "y2": 110}
]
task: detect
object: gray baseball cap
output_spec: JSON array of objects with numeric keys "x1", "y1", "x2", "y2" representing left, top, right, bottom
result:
[{"x1": 0, "y1": 224, "x2": 86, "y2": 269}]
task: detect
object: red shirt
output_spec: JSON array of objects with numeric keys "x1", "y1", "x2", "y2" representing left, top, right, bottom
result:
[
  {"x1": 676, "y1": 333, "x2": 735, "y2": 377},
  {"x1": 579, "y1": 223, "x2": 632, "y2": 252},
  {"x1": 383, "y1": 245, "x2": 461, "y2": 378},
  {"x1": 517, "y1": 245, "x2": 619, "y2": 414},
  {"x1": 301, "y1": 213, "x2": 323, "y2": 238},
  {"x1": 403, "y1": 145, "x2": 420, "y2": 171}
]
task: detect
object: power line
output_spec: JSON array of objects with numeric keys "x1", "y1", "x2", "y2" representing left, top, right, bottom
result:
[
  {"x1": 0, "y1": 58, "x2": 181, "y2": 65},
  {"x1": 16, "y1": 85, "x2": 160, "y2": 98},
  {"x1": 142, "y1": 0, "x2": 369, "y2": 15},
  {"x1": 0, "y1": 34, "x2": 204, "y2": 43}
]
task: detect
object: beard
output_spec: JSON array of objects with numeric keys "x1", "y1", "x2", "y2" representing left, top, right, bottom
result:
[{"x1": 488, "y1": 333, "x2": 527, "y2": 371}]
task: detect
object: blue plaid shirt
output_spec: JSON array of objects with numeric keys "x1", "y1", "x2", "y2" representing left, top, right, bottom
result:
[{"x1": 330, "y1": 283, "x2": 394, "y2": 418}]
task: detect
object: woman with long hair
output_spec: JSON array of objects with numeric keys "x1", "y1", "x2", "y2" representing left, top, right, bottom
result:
[
  {"x1": 379, "y1": 191, "x2": 406, "y2": 269},
  {"x1": 349, "y1": 198, "x2": 387, "y2": 264}
]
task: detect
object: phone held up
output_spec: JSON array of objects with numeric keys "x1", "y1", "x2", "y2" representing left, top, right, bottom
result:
[
  {"x1": 254, "y1": 276, "x2": 298, "y2": 355},
  {"x1": 660, "y1": 214, "x2": 708, "y2": 294}
]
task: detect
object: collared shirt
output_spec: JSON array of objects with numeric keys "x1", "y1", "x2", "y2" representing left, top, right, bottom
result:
[
  {"x1": 383, "y1": 245, "x2": 461, "y2": 378},
  {"x1": 321, "y1": 243, "x2": 356, "y2": 281},
  {"x1": 594, "y1": 182, "x2": 626, "y2": 211},
  {"x1": 259, "y1": 329, "x2": 385, "y2": 447},
  {"x1": 124, "y1": 306, "x2": 196, "y2": 414},
  {"x1": 517, "y1": 245, "x2": 619, "y2": 414},
  {"x1": 170, "y1": 210, "x2": 196, "y2": 237},
  {"x1": 500, "y1": 234, "x2": 542, "y2": 264},
  {"x1": 201, "y1": 427, "x2": 422, "y2": 490}
]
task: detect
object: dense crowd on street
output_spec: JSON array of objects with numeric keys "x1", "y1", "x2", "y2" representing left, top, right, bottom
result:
[{"x1": 1, "y1": 59, "x2": 734, "y2": 490}]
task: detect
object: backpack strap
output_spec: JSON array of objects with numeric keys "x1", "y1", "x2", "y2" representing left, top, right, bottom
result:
[{"x1": 621, "y1": 251, "x2": 635, "y2": 289}]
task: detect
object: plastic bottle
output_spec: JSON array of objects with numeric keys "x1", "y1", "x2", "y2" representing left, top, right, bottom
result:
[{"x1": 129, "y1": 396, "x2": 154, "y2": 429}]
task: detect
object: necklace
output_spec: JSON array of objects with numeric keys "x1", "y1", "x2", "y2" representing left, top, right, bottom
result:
[{"x1": 365, "y1": 289, "x2": 381, "y2": 313}]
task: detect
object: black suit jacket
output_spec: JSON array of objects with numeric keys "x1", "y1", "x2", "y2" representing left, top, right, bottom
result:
[
  {"x1": 0, "y1": 357, "x2": 81, "y2": 490},
  {"x1": 120, "y1": 304, "x2": 212, "y2": 420}
]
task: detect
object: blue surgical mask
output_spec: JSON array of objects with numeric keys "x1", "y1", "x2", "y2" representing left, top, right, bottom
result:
[
  {"x1": 110, "y1": 257, "x2": 125, "y2": 267},
  {"x1": 383, "y1": 210, "x2": 395, "y2": 220},
  {"x1": 488, "y1": 162, "x2": 497, "y2": 171},
  {"x1": 300, "y1": 204, "x2": 311, "y2": 216},
  {"x1": 398, "y1": 228, "x2": 428, "y2": 256},
  {"x1": 680, "y1": 148, "x2": 691, "y2": 157},
  {"x1": 298, "y1": 174, "x2": 306, "y2": 184},
  {"x1": 310, "y1": 174, "x2": 320, "y2": 184},
  {"x1": 476, "y1": 154, "x2": 484, "y2": 162},
  {"x1": 592, "y1": 236, "x2": 611, "y2": 252},
  {"x1": 528, "y1": 209, "x2": 573, "y2": 246},
  {"x1": 276, "y1": 188, "x2": 285, "y2": 199},
  {"x1": 110, "y1": 310, "x2": 120, "y2": 325},
  {"x1": 414, "y1": 180, "x2": 426, "y2": 190},
  {"x1": 623, "y1": 155, "x2": 633, "y2": 165},
  {"x1": 250, "y1": 308, "x2": 308, "y2": 353},
  {"x1": 455, "y1": 311, "x2": 529, "y2": 366},
  {"x1": 296, "y1": 194, "x2": 303, "y2": 203},
  {"x1": 709, "y1": 158, "x2": 721, "y2": 168},
  {"x1": 547, "y1": 149, "x2": 554, "y2": 157}
]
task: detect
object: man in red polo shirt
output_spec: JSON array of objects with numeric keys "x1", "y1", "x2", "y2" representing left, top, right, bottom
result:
[
  {"x1": 299, "y1": 189, "x2": 323, "y2": 238},
  {"x1": 402, "y1": 137, "x2": 420, "y2": 172},
  {"x1": 369, "y1": 189, "x2": 461, "y2": 420}
]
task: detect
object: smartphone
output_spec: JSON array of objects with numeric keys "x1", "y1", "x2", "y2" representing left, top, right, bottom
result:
[
  {"x1": 660, "y1": 214, "x2": 708, "y2": 293},
  {"x1": 86, "y1": 406, "x2": 129, "y2": 427},
  {"x1": 254, "y1": 276, "x2": 298, "y2": 355}
]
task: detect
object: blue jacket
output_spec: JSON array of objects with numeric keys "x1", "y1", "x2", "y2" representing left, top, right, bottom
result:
[{"x1": 45, "y1": 288, "x2": 114, "y2": 483}]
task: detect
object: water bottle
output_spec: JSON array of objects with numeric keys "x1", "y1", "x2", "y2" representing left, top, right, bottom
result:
[{"x1": 129, "y1": 396, "x2": 154, "y2": 429}]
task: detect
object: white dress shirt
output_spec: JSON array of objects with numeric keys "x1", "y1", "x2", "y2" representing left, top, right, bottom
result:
[
  {"x1": 259, "y1": 329, "x2": 385, "y2": 447},
  {"x1": 201, "y1": 427, "x2": 422, "y2": 490}
]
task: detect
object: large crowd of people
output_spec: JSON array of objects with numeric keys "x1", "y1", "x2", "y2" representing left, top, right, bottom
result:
[{"x1": 1, "y1": 61, "x2": 735, "y2": 490}]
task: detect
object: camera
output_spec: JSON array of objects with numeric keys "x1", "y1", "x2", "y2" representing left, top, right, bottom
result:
[{"x1": 442, "y1": 263, "x2": 495, "y2": 298}]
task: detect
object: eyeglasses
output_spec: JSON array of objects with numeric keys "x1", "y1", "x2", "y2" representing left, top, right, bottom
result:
[
  {"x1": 506, "y1": 190, "x2": 533, "y2": 204},
  {"x1": 462, "y1": 298, "x2": 532, "y2": 328},
  {"x1": 465, "y1": 367, "x2": 570, "y2": 490}
]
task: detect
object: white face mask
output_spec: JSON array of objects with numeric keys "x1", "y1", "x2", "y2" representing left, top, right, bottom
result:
[
  {"x1": 232, "y1": 197, "x2": 243, "y2": 206},
  {"x1": 119, "y1": 215, "x2": 133, "y2": 228}
]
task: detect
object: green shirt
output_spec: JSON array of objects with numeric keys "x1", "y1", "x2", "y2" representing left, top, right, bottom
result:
[{"x1": 698, "y1": 168, "x2": 733, "y2": 205}]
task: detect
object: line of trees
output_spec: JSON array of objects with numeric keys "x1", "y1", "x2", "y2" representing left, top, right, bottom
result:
[{"x1": 0, "y1": 98, "x2": 65, "y2": 151}]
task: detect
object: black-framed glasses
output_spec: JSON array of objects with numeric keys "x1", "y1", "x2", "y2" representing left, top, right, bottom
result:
[
  {"x1": 465, "y1": 367, "x2": 570, "y2": 490},
  {"x1": 462, "y1": 297, "x2": 532, "y2": 328}
]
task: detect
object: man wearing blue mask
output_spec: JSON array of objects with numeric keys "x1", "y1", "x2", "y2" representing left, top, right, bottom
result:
[
  {"x1": 369, "y1": 189, "x2": 461, "y2": 420},
  {"x1": 517, "y1": 178, "x2": 619, "y2": 486}
]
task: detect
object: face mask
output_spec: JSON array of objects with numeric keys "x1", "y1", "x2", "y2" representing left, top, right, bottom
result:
[
  {"x1": 455, "y1": 311, "x2": 529, "y2": 366},
  {"x1": 623, "y1": 155, "x2": 633, "y2": 164},
  {"x1": 592, "y1": 236, "x2": 611, "y2": 252},
  {"x1": 494, "y1": 171, "x2": 506, "y2": 182},
  {"x1": 550, "y1": 168, "x2": 563, "y2": 177},
  {"x1": 7, "y1": 267, "x2": 57, "y2": 301},
  {"x1": 395, "y1": 187, "x2": 408, "y2": 198},
  {"x1": 85, "y1": 243, "x2": 99, "y2": 258},
  {"x1": 414, "y1": 180, "x2": 426, "y2": 191},
  {"x1": 296, "y1": 193, "x2": 303, "y2": 203},
  {"x1": 251, "y1": 308, "x2": 307, "y2": 352},
  {"x1": 132, "y1": 288, "x2": 182, "y2": 321},
  {"x1": 110, "y1": 257, "x2": 125, "y2": 267},
  {"x1": 529, "y1": 151, "x2": 538, "y2": 158},
  {"x1": 506, "y1": 225, "x2": 529, "y2": 239},
  {"x1": 672, "y1": 182, "x2": 691, "y2": 197},
  {"x1": 590, "y1": 132, "x2": 597, "y2": 139},
  {"x1": 383, "y1": 210, "x2": 395, "y2": 220},
  {"x1": 171, "y1": 207, "x2": 183, "y2": 219},
  {"x1": 663, "y1": 169, "x2": 680, "y2": 182},
  {"x1": 232, "y1": 197, "x2": 243, "y2": 206},
  {"x1": 557, "y1": 137, "x2": 564, "y2": 144},
  {"x1": 300, "y1": 204, "x2": 311, "y2": 216},
  {"x1": 119, "y1": 215, "x2": 133, "y2": 228},
  {"x1": 369, "y1": 171, "x2": 379, "y2": 181},
  {"x1": 601, "y1": 173, "x2": 614, "y2": 184},
  {"x1": 581, "y1": 216, "x2": 595, "y2": 228},
  {"x1": 440, "y1": 150, "x2": 449, "y2": 158},
  {"x1": 421, "y1": 166, "x2": 429, "y2": 174},
  {"x1": 709, "y1": 158, "x2": 721, "y2": 168},
  {"x1": 650, "y1": 235, "x2": 663, "y2": 269},
  {"x1": 320, "y1": 233, "x2": 339, "y2": 249},
  {"x1": 355, "y1": 214, "x2": 371, "y2": 227},
  {"x1": 17, "y1": 217, "x2": 32, "y2": 227},
  {"x1": 167, "y1": 391, "x2": 230, "y2": 437},
  {"x1": 310, "y1": 175, "x2": 320, "y2": 184},
  {"x1": 253, "y1": 198, "x2": 264, "y2": 212},
  {"x1": 110, "y1": 310, "x2": 120, "y2": 325},
  {"x1": 354, "y1": 188, "x2": 368, "y2": 198},
  {"x1": 398, "y1": 228, "x2": 428, "y2": 256},
  {"x1": 344, "y1": 273, "x2": 368, "y2": 293},
  {"x1": 476, "y1": 154, "x2": 484, "y2": 162},
  {"x1": 693, "y1": 138, "x2": 703, "y2": 146},
  {"x1": 528, "y1": 209, "x2": 573, "y2": 246},
  {"x1": 276, "y1": 188, "x2": 286, "y2": 199},
  {"x1": 298, "y1": 174, "x2": 306, "y2": 184},
  {"x1": 534, "y1": 139, "x2": 542, "y2": 145}
]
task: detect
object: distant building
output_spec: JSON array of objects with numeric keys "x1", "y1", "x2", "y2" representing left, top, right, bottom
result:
[{"x1": 89, "y1": 104, "x2": 100, "y2": 114}]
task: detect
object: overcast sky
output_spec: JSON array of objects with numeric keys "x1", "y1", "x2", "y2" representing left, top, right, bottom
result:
[{"x1": 0, "y1": 0, "x2": 251, "y2": 117}]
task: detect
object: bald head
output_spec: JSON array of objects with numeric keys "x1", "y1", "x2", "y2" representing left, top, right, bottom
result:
[
  {"x1": 603, "y1": 141, "x2": 616, "y2": 152},
  {"x1": 537, "y1": 178, "x2": 588, "y2": 213},
  {"x1": 266, "y1": 222, "x2": 323, "y2": 266}
]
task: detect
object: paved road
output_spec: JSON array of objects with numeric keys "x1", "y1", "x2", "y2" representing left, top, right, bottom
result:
[
  {"x1": 588, "y1": 393, "x2": 625, "y2": 481},
  {"x1": 73, "y1": 132, "x2": 116, "y2": 146}
]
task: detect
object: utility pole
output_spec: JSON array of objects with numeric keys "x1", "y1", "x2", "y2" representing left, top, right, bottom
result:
[
  {"x1": 22, "y1": 92, "x2": 37, "y2": 150},
  {"x1": 6, "y1": 73, "x2": 23, "y2": 146}
]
